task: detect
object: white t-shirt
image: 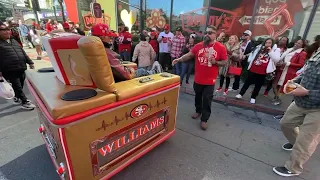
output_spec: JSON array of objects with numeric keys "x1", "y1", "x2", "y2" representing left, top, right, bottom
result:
[{"x1": 158, "y1": 31, "x2": 174, "y2": 53}]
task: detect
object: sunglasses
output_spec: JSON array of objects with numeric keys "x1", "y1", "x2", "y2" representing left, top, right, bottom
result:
[
  {"x1": 205, "y1": 31, "x2": 215, "y2": 35},
  {"x1": 0, "y1": 28, "x2": 10, "y2": 31},
  {"x1": 243, "y1": 34, "x2": 249, "y2": 36}
]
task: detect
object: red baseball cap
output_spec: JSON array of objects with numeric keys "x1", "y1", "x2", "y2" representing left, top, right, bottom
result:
[
  {"x1": 164, "y1": 24, "x2": 169, "y2": 30},
  {"x1": 151, "y1": 32, "x2": 157, "y2": 36},
  {"x1": 91, "y1": 23, "x2": 118, "y2": 37},
  {"x1": 62, "y1": 22, "x2": 70, "y2": 29}
]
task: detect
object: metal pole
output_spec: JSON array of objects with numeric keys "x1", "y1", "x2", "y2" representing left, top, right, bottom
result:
[
  {"x1": 115, "y1": 0, "x2": 119, "y2": 31},
  {"x1": 53, "y1": 6, "x2": 58, "y2": 21},
  {"x1": 144, "y1": 0, "x2": 147, "y2": 22},
  {"x1": 139, "y1": 0, "x2": 144, "y2": 31},
  {"x1": 169, "y1": 0, "x2": 173, "y2": 31},
  {"x1": 32, "y1": 0, "x2": 39, "y2": 24},
  {"x1": 249, "y1": 0, "x2": 260, "y2": 31},
  {"x1": 303, "y1": 0, "x2": 320, "y2": 39},
  {"x1": 205, "y1": 0, "x2": 211, "y2": 28}
]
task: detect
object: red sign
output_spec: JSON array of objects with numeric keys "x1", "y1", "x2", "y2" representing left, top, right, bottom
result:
[
  {"x1": 181, "y1": 7, "x2": 237, "y2": 36},
  {"x1": 130, "y1": 104, "x2": 149, "y2": 118},
  {"x1": 264, "y1": 3, "x2": 294, "y2": 38},
  {"x1": 82, "y1": 12, "x2": 111, "y2": 29},
  {"x1": 90, "y1": 109, "x2": 169, "y2": 176},
  {"x1": 90, "y1": 2, "x2": 102, "y2": 18}
]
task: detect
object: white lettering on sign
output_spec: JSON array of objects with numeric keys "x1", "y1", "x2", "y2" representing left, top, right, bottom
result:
[
  {"x1": 265, "y1": 0, "x2": 287, "y2": 5},
  {"x1": 256, "y1": 0, "x2": 287, "y2": 15},
  {"x1": 98, "y1": 116, "x2": 165, "y2": 156},
  {"x1": 239, "y1": 15, "x2": 282, "y2": 25}
]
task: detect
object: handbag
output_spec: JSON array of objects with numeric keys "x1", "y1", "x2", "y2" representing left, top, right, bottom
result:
[
  {"x1": 228, "y1": 60, "x2": 242, "y2": 76},
  {"x1": 228, "y1": 66, "x2": 242, "y2": 76},
  {"x1": 0, "y1": 77, "x2": 15, "y2": 99},
  {"x1": 266, "y1": 71, "x2": 276, "y2": 81}
]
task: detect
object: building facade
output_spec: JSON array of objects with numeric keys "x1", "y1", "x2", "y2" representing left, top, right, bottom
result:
[{"x1": 115, "y1": 0, "x2": 319, "y2": 42}]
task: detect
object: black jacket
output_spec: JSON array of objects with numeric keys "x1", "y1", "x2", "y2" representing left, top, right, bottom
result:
[{"x1": 0, "y1": 39, "x2": 33, "y2": 73}]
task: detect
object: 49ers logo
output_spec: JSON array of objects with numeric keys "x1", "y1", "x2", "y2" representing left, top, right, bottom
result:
[{"x1": 130, "y1": 104, "x2": 149, "y2": 118}]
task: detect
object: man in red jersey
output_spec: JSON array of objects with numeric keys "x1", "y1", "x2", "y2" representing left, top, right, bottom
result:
[
  {"x1": 118, "y1": 26, "x2": 132, "y2": 61},
  {"x1": 172, "y1": 25, "x2": 227, "y2": 130}
]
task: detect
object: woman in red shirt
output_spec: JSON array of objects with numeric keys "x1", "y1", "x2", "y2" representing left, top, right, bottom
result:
[
  {"x1": 149, "y1": 32, "x2": 159, "y2": 56},
  {"x1": 236, "y1": 38, "x2": 281, "y2": 104}
]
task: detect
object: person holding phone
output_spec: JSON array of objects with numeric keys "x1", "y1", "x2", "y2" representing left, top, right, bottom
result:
[
  {"x1": 158, "y1": 24, "x2": 174, "y2": 72},
  {"x1": 235, "y1": 38, "x2": 281, "y2": 104}
]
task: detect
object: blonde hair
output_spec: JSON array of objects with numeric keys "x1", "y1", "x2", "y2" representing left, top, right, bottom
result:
[{"x1": 229, "y1": 35, "x2": 239, "y2": 43}]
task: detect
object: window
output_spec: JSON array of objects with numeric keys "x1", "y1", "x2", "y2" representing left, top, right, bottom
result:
[
  {"x1": 172, "y1": 0, "x2": 207, "y2": 38},
  {"x1": 206, "y1": 0, "x2": 254, "y2": 39},
  {"x1": 145, "y1": 0, "x2": 171, "y2": 30},
  {"x1": 300, "y1": 3, "x2": 320, "y2": 43},
  {"x1": 117, "y1": 0, "x2": 140, "y2": 32},
  {"x1": 251, "y1": 0, "x2": 315, "y2": 42}
]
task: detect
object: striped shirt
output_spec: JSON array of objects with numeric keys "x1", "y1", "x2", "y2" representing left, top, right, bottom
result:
[{"x1": 293, "y1": 51, "x2": 320, "y2": 109}]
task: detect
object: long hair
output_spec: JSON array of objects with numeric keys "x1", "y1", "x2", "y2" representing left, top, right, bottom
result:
[
  {"x1": 277, "y1": 36, "x2": 289, "y2": 48},
  {"x1": 252, "y1": 38, "x2": 275, "y2": 61},
  {"x1": 261, "y1": 38, "x2": 276, "y2": 48},
  {"x1": 228, "y1": 35, "x2": 239, "y2": 44}
]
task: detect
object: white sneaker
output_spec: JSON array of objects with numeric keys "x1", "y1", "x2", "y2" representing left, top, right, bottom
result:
[
  {"x1": 250, "y1": 98, "x2": 256, "y2": 104},
  {"x1": 235, "y1": 94, "x2": 242, "y2": 99},
  {"x1": 13, "y1": 97, "x2": 21, "y2": 105},
  {"x1": 21, "y1": 101, "x2": 36, "y2": 110},
  {"x1": 151, "y1": 61, "x2": 163, "y2": 74}
]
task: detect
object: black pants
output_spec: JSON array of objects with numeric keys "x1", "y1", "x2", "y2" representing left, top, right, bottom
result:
[
  {"x1": 219, "y1": 75, "x2": 231, "y2": 89},
  {"x1": 3, "y1": 71, "x2": 28, "y2": 103},
  {"x1": 239, "y1": 71, "x2": 266, "y2": 99},
  {"x1": 194, "y1": 82, "x2": 214, "y2": 122},
  {"x1": 265, "y1": 79, "x2": 273, "y2": 92},
  {"x1": 232, "y1": 60, "x2": 247, "y2": 90},
  {"x1": 159, "y1": 53, "x2": 171, "y2": 71},
  {"x1": 232, "y1": 75, "x2": 240, "y2": 90}
]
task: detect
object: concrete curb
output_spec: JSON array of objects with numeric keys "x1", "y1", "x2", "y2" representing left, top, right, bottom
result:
[{"x1": 180, "y1": 86, "x2": 285, "y2": 115}]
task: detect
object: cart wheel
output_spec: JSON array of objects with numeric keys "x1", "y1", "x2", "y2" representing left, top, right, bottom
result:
[
  {"x1": 37, "y1": 67, "x2": 55, "y2": 73},
  {"x1": 61, "y1": 89, "x2": 97, "y2": 101}
]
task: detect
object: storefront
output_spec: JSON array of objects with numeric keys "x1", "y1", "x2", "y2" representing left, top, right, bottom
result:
[
  {"x1": 115, "y1": 0, "x2": 319, "y2": 42},
  {"x1": 66, "y1": 0, "x2": 117, "y2": 30}
]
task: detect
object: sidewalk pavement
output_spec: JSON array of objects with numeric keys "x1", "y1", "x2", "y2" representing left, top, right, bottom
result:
[
  {"x1": 23, "y1": 47, "x2": 290, "y2": 115},
  {"x1": 180, "y1": 75, "x2": 292, "y2": 115},
  {"x1": 24, "y1": 48, "x2": 50, "y2": 62}
]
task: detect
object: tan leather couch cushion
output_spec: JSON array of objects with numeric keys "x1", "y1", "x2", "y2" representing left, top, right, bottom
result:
[
  {"x1": 26, "y1": 71, "x2": 116, "y2": 120},
  {"x1": 77, "y1": 36, "x2": 117, "y2": 93},
  {"x1": 115, "y1": 74, "x2": 180, "y2": 101}
]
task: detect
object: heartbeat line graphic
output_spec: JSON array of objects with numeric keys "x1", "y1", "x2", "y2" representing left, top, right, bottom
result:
[{"x1": 96, "y1": 97, "x2": 167, "y2": 132}]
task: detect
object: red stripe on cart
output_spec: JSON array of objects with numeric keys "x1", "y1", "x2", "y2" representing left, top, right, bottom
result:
[{"x1": 27, "y1": 80, "x2": 180, "y2": 126}]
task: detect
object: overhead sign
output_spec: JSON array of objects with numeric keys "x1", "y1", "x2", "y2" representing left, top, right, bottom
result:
[{"x1": 90, "y1": 2, "x2": 102, "y2": 18}]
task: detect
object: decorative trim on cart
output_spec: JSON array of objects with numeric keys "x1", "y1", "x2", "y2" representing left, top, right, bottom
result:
[
  {"x1": 90, "y1": 108, "x2": 169, "y2": 176},
  {"x1": 96, "y1": 97, "x2": 168, "y2": 132}
]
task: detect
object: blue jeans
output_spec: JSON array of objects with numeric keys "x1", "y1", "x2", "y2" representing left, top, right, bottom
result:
[
  {"x1": 174, "y1": 62, "x2": 182, "y2": 76},
  {"x1": 120, "y1": 51, "x2": 131, "y2": 61},
  {"x1": 180, "y1": 61, "x2": 194, "y2": 84}
]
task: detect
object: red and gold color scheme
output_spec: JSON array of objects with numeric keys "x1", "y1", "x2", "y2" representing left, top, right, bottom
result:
[
  {"x1": 26, "y1": 35, "x2": 180, "y2": 179},
  {"x1": 146, "y1": 9, "x2": 166, "y2": 29}
]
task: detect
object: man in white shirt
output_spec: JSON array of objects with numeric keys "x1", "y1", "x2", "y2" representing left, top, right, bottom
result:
[{"x1": 158, "y1": 24, "x2": 174, "y2": 72}]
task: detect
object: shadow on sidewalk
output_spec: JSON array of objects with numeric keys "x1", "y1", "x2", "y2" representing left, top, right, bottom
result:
[
  {"x1": 180, "y1": 75, "x2": 292, "y2": 115},
  {"x1": 0, "y1": 145, "x2": 58, "y2": 180}
]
